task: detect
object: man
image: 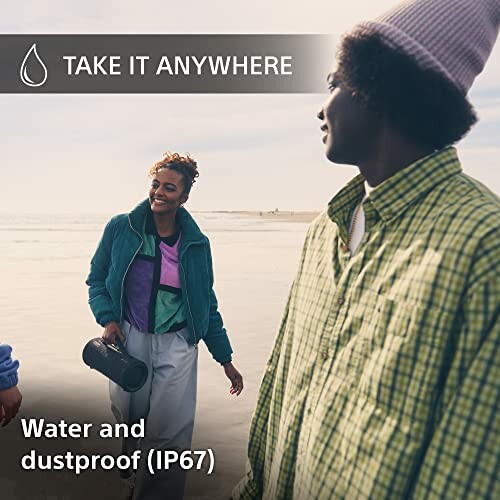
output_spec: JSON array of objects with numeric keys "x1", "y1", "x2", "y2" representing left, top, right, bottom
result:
[
  {"x1": 234, "y1": 0, "x2": 499, "y2": 498},
  {"x1": 0, "y1": 344, "x2": 22, "y2": 426}
]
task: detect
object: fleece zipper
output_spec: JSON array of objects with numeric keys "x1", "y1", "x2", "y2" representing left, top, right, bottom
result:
[{"x1": 119, "y1": 215, "x2": 143, "y2": 323}]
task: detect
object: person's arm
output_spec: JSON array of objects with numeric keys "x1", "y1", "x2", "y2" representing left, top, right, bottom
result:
[
  {"x1": 409, "y1": 229, "x2": 499, "y2": 499},
  {"x1": 85, "y1": 217, "x2": 119, "y2": 327},
  {"x1": 202, "y1": 240, "x2": 234, "y2": 365},
  {"x1": 201, "y1": 240, "x2": 243, "y2": 394},
  {"x1": 0, "y1": 344, "x2": 22, "y2": 426}
]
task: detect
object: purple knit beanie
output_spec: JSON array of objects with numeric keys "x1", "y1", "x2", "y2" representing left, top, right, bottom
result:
[{"x1": 355, "y1": 0, "x2": 500, "y2": 94}]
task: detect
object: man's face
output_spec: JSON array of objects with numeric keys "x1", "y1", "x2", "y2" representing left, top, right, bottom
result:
[{"x1": 318, "y1": 73, "x2": 381, "y2": 166}]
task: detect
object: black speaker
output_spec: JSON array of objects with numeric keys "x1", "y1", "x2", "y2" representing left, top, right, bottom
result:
[{"x1": 82, "y1": 338, "x2": 148, "y2": 392}]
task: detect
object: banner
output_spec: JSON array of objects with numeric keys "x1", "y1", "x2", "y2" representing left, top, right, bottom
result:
[{"x1": 0, "y1": 35, "x2": 334, "y2": 93}]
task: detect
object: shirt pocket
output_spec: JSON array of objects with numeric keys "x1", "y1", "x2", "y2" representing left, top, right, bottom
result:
[
  {"x1": 372, "y1": 293, "x2": 451, "y2": 346},
  {"x1": 356, "y1": 294, "x2": 449, "y2": 413},
  {"x1": 376, "y1": 295, "x2": 415, "y2": 338}
]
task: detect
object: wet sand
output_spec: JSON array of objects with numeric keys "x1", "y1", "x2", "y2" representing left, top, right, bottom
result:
[
  {"x1": 208, "y1": 210, "x2": 320, "y2": 223},
  {"x1": 0, "y1": 211, "x2": 313, "y2": 499}
]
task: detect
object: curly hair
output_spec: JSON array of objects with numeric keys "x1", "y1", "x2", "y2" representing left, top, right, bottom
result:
[
  {"x1": 149, "y1": 152, "x2": 200, "y2": 195},
  {"x1": 334, "y1": 30, "x2": 478, "y2": 150}
]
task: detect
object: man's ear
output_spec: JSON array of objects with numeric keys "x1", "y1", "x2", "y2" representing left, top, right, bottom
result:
[{"x1": 181, "y1": 194, "x2": 189, "y2": 205}]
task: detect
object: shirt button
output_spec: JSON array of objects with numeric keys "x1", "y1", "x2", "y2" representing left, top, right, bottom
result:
[
  {"x1": 337, "y1": 296, "x2": 345, "y2": 305},
  {"x1": 341, "y1": 243, "x2": 349, "y2": 253}
]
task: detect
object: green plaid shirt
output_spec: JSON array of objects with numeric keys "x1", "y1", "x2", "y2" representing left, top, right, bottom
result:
[{"x1": 233, "y1": 147, "x2": 499, "y2": 500}]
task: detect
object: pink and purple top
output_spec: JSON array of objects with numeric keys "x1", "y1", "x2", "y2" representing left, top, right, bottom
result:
[{"x1": 123, "y1": 212, "x2": 187, "y2": 334}]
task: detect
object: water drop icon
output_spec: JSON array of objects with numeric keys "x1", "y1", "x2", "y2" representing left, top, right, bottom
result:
[{"x1": 20, "y1": 43, "x2": 48, "y2": 87}]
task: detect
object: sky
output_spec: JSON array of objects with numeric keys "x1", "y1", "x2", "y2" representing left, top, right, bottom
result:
[{"x1": 1, "y1": 0, "x2": 499, "y2": 214}]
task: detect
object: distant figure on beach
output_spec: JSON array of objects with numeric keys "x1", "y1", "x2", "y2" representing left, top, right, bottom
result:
[
  {"x1": 0, "y1": 343, "x2": 22, "y2": 427},
  {"x1": 86, "y1": 152, "x2": 243, "y2": 500},
  {"x1": 234, "y1": 0, "x2": 499, "y2": 499}
]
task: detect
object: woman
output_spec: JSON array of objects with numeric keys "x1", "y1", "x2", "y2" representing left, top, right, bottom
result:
[{"x1": 86, "y1": 152, "x2": 243, "y2": 500}]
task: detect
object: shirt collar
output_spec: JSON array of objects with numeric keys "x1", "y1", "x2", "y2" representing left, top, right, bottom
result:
[{"x1": 328, "y1": 146, "x2": 462, "y2": 235}]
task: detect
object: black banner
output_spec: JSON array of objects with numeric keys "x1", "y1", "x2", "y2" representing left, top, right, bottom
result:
[{"x1": 0, "y1": 34, "x2": 334, "y2": 93}]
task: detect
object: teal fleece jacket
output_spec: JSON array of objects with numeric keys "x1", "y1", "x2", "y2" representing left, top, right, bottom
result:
[{"x1": 85, "y1": 200, "x2": 233, "y2": 365}]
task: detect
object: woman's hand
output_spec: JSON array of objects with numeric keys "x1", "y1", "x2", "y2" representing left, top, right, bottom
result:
[
  {"x1": 223, "y1": 362, "x2": 243, "y2": 396},
  {"x1": 102, "y1": 321, "x2": 125, "y2": 344},
  {"x1": 0, "y1": 385, "x2": 22, "y2": 427}
]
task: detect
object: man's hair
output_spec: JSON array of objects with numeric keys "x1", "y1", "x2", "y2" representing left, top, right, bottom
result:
[
  {"x1": 334, "y1": 31, "x2": 478, "y2": 150},
  {"x1": 149, "y1": 152, "x2": 199, "y2": 195}
]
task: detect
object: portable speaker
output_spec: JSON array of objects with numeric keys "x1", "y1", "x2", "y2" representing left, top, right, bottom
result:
[{"x1": 82, "y1": 337, "x2": 148, "y2": 392}]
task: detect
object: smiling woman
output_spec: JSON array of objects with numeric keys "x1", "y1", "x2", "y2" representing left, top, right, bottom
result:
[
  {"x1": 148, "y1": 152, "x2": 199, "y2": 218},
  {"x1": 85, "y1": 151, "x2": 243, "y2": 500}
]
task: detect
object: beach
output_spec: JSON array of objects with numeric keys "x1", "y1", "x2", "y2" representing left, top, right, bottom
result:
[
  {"x1": 211, "y1": 211, "x2": 320, "y2": 223},
  {"x1": 0, "y1": 210, "x2": 316, "y2": 499}
]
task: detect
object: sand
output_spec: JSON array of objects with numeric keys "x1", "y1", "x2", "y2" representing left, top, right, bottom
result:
[
  {"x1": 0, "y1": 211, "x2": 312, "y2": 499},
  {"x1": 208, "y1": 210, "x2": 320, "y2": 223}
]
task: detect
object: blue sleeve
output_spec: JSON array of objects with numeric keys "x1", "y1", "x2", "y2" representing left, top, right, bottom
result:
[{"x1": 0, "y1": 344, "x2": 19, "y2": 390}]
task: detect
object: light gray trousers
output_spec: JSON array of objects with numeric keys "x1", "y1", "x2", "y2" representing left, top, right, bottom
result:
[{"x1": 110, "y1": 321, "x2": 198, "y2": 500}]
